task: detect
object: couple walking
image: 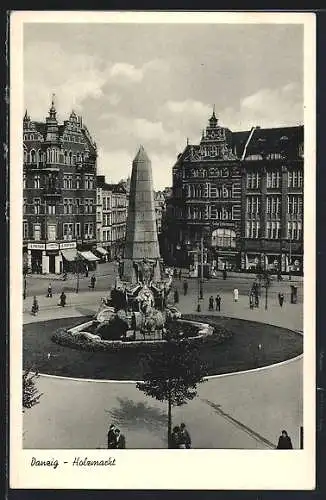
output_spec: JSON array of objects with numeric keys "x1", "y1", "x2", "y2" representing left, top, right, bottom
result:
[
  {"x1": 171, "y1": 423, "x2": 191, "y2": 449},
  {"x1": 107, "y1": 424, "x2": 126, "y2": 449}
]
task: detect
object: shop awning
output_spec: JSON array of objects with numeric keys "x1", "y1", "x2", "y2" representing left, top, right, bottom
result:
[
  {"x1": 95, "y1": 246, "x2": 108, "y2": 256},
  {"x1": 61, "y1": 249, "x2": 78, "y2": 262},
  {"x1": 78, "y1": 250, "x2": 100, "y2": 262}
]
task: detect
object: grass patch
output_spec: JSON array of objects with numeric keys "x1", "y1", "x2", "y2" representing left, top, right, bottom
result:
[{"x1": 23, "y1": 315, "x2": 303, "y2": 380}]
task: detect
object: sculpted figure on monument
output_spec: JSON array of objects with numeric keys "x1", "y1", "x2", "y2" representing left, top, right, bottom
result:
[{"x1": 137, "y1": 258, "x2": 155, "y2": 285}]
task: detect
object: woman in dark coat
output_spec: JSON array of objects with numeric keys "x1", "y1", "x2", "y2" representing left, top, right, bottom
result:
[
  {"x1": 170, "y1": 426, "x2": 181, "y2": 449},
  {"x1": 59, "y1": 291, "x2": 66, "y2": 307},
  {"x1": 277, "y1": 430, "x2": 293, "y2": 449}
]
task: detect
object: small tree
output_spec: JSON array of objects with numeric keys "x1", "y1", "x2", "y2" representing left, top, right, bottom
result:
[
  {"x1": 22, "y1": 367, "x2": 43, "y2": 412},
  {"x1": 137, "y1": 338, "x2": 207, "y2": 447}
]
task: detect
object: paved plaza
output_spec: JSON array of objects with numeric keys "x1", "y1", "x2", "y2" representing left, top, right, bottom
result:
[{"x1": 23, "y1": 281, "x2": 303, "y2": 450}]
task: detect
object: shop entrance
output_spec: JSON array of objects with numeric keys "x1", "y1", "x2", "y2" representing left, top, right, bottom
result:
[
  {"x1": 49, "y1": 255, "x2": 56, "y2": 274},
  {"x1": 31, "y1": 250, "x2": 43, "y2": 274}
]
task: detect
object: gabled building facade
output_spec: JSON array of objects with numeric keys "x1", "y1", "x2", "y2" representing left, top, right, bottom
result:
[
  {"x1": 167, "y1": 111, "x2": 304, "y2": 275},
  {"x1": 23, "y1": 98, "x2": 98, "y2": 274}
]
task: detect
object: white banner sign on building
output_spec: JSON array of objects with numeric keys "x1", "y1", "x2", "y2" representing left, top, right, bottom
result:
[
  {"x1": 27, "y1": 243, "x2": 45, "y2": 250},
  {"x1": 59, "y1": 242, "x2": 77, "y2": 249}
]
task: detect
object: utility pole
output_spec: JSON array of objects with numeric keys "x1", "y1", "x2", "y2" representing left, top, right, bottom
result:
[
  {"x1": 75, "y1": 256, "x2": 80, "y2": 293},
  {"x1": 200, "y1": 235, "x2": 204, "y2": 300},
  {"x1": 289, "y1": 237, "x2": 292, "y2": 281}
]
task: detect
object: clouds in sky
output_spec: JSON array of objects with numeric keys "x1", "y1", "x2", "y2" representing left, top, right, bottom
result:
[{"x1": 24, "y1": 22, "x2": 303, "y2": 189}]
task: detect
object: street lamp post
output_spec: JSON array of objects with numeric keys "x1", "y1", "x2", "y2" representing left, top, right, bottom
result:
[
  {"x1": 199, "y1": 236, "x2": 204, "y2": 300},
  {"x1": 75, "y1": 256, "x2": 80, "y2": 294},
  {"x1": 289, "y1": 238, "x2": 292, "y2": 281}
]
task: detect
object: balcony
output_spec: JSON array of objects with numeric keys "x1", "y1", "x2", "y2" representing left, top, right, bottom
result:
[{"x1": 25, "y1": 162, "x2": 60, "y2": 172}]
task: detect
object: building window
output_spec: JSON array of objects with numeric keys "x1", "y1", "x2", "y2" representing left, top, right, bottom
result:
[
  {"x1": 23, "y1": 222, "x2": 28, "y2": 239},
  {"x1": 222, "y1": 185, "x2": 229, "y2": 198},
  {"x1": 288, "y1": 195, "x2": 302, "y2": 214},
  {"x1": 23, "y1": 198, "x2": 27, "y2": 214},
  {"x1": 67, "y1": 175, "x2": 73, "y2": 189},
  {"x1": 266, "y1": 195, "x2": 281, "y2": 214},
  {"x1": 63, "y1": 223, "x2": 73, "y2": 240},
  {"x1": 246, "y1": 221, "x2": 260, "y2": 239},
  {"x1": 63, "y1": 199, "x2": 68, "y2": 214},
  {"x1": 47, "y1": 224, "x2": 56, "y2": 241},
  {"x1": 246, "y1": 172, "x2": 261, "y2": 189},
  {"x1": 23, "y1": 174, "x2": 26, "y2": 189},
  {"x1": 48, "y1": 204, "x2": 56, "y2": 215},
  {"x1": 211, "y1": 228, "x2": 236, "y2": 248},
  {"x1": 75, "y1": 223, "x2": 81, "y2": 238},
  {"x1": 34, "y1": 175, "x2": 40, "y2": 189},
  {"x1": 89, "y1": 199, "x2": 94, "y2": 213},
  {"x1": 287, "y1": 221, "x2": 303, "y2": 240},
  {"x1": 265, "y1": 221, "x2": 281, "y2": 239},
  {"x1": 288, "y1": 170, "x2": 303, "y2": 188},
  {"x1": 267, "y1": 171, "x2": 281, "y2": 188},
  {"x1": 68, "y1": 199, "x2": 73, "y2": 214},
  {"x1": 75, "y1": 198, "x2": 80, "y2": 214},
  {"x1": 33, "y1": 224, "x2": 41, "y2": 241},
  {"x1": 246, "y1": 196, "x2": 261, "y2": 214},
  {"x1": 34, "y1": 198, "x2": 41, "y2": 215},
  {"x1": 76, "y1": 176, "x2": 81, "y2": 189},
  {"x1": 84, "y1": 223, "x2": 93, "y2": 239},
  {"x1": 63, "y1": 176, "x2": 68, "y2": 189}
]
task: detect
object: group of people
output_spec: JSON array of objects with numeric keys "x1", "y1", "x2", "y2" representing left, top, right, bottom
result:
[
  {"x1": 171, "y1": 423, "x2": 191, "y2": 449},
  {"x1": 107, "y1": 424, "x2": 126, "y2": 449},
  {"x1": 208, "y1": 294, "x2": 221, "y2": 311}
]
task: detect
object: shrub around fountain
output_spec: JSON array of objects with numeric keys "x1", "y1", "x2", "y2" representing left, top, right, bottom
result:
[{"x1": 51, "y1": 316, "x2": 229, "y2": 352}]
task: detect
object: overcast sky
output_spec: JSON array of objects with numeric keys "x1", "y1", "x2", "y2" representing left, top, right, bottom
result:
[{"x1": 24, "y1": 22, "x2": 303, "y2": 189}]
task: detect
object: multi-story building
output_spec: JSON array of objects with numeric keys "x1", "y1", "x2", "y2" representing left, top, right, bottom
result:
[
  {"x1": 23, "y1": 98, "x2": 98, "y2": 274},
  {"x1": 96, "y1": 176, "x2": 128, "y2": 260},
  {"x1": 154, "y1": 190, "x2": 166, "y2": 234},
  {"x1": 235, "y1": 125, "x2": 304, "y2": 273},
  {"x1": 167, "y1": 111, "x2": 303, "y2": 274}
]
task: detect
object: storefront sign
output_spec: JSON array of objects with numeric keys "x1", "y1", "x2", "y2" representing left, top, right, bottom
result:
[
  {"x1": 60, "y1": 242, "x2": 77, "y2": 249},
  {"x1": 46, "y1": 243, "x2": 59, "y2": 250},
  {"x1": 27, "y1": 243, "x2": 45, "y2": 250}
]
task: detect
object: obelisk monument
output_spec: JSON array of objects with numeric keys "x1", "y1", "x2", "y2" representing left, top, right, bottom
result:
[{"x1": 122, "y1": 146, "x2": 161, "y2": 284}]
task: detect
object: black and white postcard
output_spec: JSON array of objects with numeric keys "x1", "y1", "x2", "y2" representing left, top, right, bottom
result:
[{"x1": 10, "y1": 11, "x2": 316, "y2": 490}]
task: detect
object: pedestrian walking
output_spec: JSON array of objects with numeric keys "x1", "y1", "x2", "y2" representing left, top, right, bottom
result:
[
  {"x1": 249, "y1": 292, "x2": 254, "y2": 309},
  {"x1": 107, "y1": 424, "x2": 117, "y2": 449},
  {"x1": 208, "y1": 295, "x2": 214, "y2": 311},
  {"x1": 91, "y1": 274, "x2": 96, "y2": 290},
  {"x1": 278, "y1": 292, "x2": 284, "y2": 308},
  {"x1": 276, "y1": 430, "x2": 293, "y2": 449},
  {"x1": 59, "y1": 291, "x2": 66, "y2": 307},
  {"x1": 174, "y1": 289, "x2": 179, "y2": 304},
  {"x1": 31, "y1": 296, "x2": 39, "y2": 316},
  {"x1": 183, "y1": 280, "x2": 188, "y2": 296},
  {"x1": 179, "y1": 269, "x2": 182, "y2": 280},
  {"x1": 114, "y1": 428, "x2": 126, "y2": 449},
  {"x1": 47, "y1": 283, "x2": 53, "y2": 298},
  {"x1": 233, "y1": 288, "x2": 239, "y2": 302},
  {"x1": 222, "y1": 269, "x2": 227, "y2": 280},
  {"x1": 215, "y1": 294, "x2": 221, "y2": 311},
  {"x1": 179, "y1": 423, "x2": 191, "y2": 449},
  {"x1": 85, "y1": 265, "x2": 89, "y2": 278},
  {"x1": 170, "y1": 426, "x2": 181, "y2": 449},
  {"x1": 254, "y1": 292, "x2": 259, "y2": 308}
]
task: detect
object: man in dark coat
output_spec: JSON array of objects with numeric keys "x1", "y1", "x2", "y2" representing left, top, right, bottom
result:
[
  {"x1": 170, "y1": 426, "x2": 181, "y2": 449},
  {"x1": 179, "y1": 423, "x2": 191, "y2": 449},
  {"x1": 215, "y1": 294, "x2": 221, "y2": 311},
  {"x1": 278, "y1": 292, "x2": 284, "y2": 307},
  {"x1": 183, "y1": 280, "x2": 188, "y2": 296},
  {"x1": 107, "y1": 424, "x2": 117, "y2": 449},
  {"x1": 277, "y1": 430, "x2": 293, "y2": 449},
  {"x1": 91, "y1": 274, "x2": 96, "y2": 290},
  {"x1": 208, "y1": 295, "x2": 214, "y2": 311}
]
